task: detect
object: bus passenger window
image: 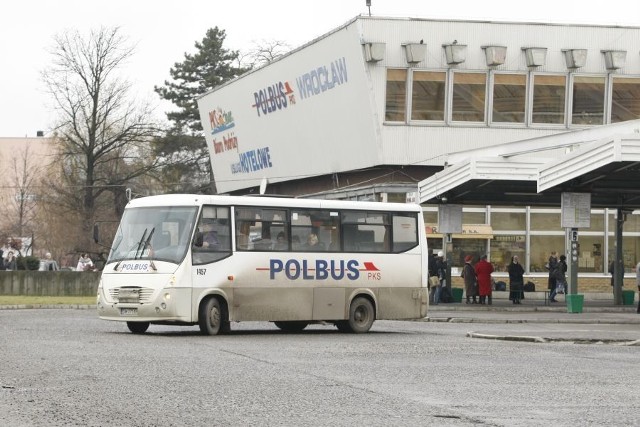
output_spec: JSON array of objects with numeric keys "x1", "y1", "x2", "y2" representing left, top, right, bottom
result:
[{"x1": 192, "y1": 206, "x2": 232, "y2": 265}]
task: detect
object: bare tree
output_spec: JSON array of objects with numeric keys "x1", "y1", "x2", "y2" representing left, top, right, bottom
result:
[
  {"x1": 9, "y1": 145, "x2": 39, "y2": 237},
  {"x1": 240, "y1": 39, "x2": 291, "y2": 68},
  {"x1": 0, "y1": 145, "x2": 40, "y2": 256},
  {"x1": 42, "y1": 27, "x2": 161, "y2": 253}
]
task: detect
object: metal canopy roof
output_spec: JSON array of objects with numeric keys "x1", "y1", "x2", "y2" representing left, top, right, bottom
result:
[{"x1": 418, "y1": 121, "x2": 640, "y2": 209}]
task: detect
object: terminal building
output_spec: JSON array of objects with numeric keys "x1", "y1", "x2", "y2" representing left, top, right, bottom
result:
[{"x1": 197, "y1": 15, "x2": 640, "y2": 282}]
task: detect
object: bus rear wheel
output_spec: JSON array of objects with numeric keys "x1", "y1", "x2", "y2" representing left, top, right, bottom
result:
[
  {"x1": 344, "y1": 297, "x2": 375, "y2": 333},
  {"x1": 127, "y1": 321, "x2": 149, "y2": 334},
  {"x1": 274, "y1": 321, "x2": 308, "y2": 332},
  {"x1": 199, "y1": 297, "x2": 229, "y2": 335}
]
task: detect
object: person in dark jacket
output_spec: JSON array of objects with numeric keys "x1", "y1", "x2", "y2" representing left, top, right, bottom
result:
[
  {"x1": 508, "y1": 255, "x2": 525, "y2": 304},
  {"x1": 549, "y1": 254, "x2": 567, "y2": 302},
  {"x1": 547, "y1": 251, "x2": 559, "y2": 302},
  {"x1": 433, "y1": 251, "x2": 448, "y2": 304},
  {"x1": 462, "y1": 255, "x2": 477, "y2": 304},
  {"x1": 428, "y1": 251, "x2": 440, "y2": 304}
]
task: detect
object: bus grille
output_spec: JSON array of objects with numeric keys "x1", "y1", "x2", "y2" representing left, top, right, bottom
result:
[{"x1": 109, "y1": 287, "x2": 154, "y2": 303}]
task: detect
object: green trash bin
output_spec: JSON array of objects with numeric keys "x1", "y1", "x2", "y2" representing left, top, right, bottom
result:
[
  {"x1": 622, "y1": 290, "x2": 635, "y2": 305},
  {"x1": 451, "y1": 287, "x2": 463, "y2": 303},
  {"x1": 566, "y1": 294, "x2": 584, "y2": 313}
]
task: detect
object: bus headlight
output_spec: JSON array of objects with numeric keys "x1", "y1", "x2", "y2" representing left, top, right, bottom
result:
[{"x1": 164, "y1": 293, "x2": 171, "y2": 301}]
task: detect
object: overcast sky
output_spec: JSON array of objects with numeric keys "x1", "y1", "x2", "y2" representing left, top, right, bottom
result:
[{"x1": 2, "y1": 0, "x2": 640, "y2": 137}]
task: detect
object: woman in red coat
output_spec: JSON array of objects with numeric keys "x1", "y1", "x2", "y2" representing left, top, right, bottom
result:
[{"x1": 474, "y1": 254, "x2": 494, "y2": 305}]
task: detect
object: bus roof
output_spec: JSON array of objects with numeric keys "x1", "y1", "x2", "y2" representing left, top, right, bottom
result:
[{"x1": 125, "y1": 194, "x2": 422, "y2": 213}]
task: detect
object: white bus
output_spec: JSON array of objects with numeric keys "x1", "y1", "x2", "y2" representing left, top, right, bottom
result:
[{"x1": 96, "y1": 194, "x2": 429, "y2": 334}]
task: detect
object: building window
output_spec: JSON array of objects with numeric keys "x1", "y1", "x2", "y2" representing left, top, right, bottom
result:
[
  {"x1": 530, "y1": 210, "x2": 562, "y2": 231},
  {"x1": 492, "y1": 73, "x2": 526, "y2": 124},
  {"x1": 578, "y1": 236, "x2": 605, "y2": 273},
  {"x1": 490, "y1": 235, "x2": 526, "y2": 272},
  {"x1": 530, "y1": 235, "x2": 564, "y2": 272},
  {"x1": 411, "y1": 71, "x2": 446, "y2": 121},
  {"x1": 571, "y1": 75, "x2": 605, "y2": 125},
  {"x1": 462, "y1": 210, "x2": 486, "y2": 224},
  {"x1": 607, "y1": 235, "x2": 640, "y2": 273},
  {"x1": 531, "y1": 74, "x2": 566, "y2": 125},
  {"x1": 453, "y1": 239, "x2": 487, "y2": 266},
  {"x1": 491, "y1": 210, "x2": 526, "y2": 231},
  {"x1": 611, "y1": 76, "x2": 640, "y2": 123},
  {"x1": 385, "y1": 69, "x2": 407, "y2": 122},
  {"x1": 451, "y1": 72, "x2": 486, "y2": 122}
]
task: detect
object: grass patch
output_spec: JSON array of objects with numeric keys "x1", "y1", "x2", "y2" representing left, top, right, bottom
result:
[{"x1": 0, "y1": 296, "x2": 96, "y2": 306}]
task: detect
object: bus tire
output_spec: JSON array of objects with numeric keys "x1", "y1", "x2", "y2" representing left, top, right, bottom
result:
[
  {"x1": 346, "y1": 297, "x2": 375, "y2": 333},
  {"x1": 274, "y1": 321, "x2": 308, "y2": 332},
  {"x1": 127, "y1": 321, "x2": 149, "y2": 334},
  {"x1": 199, "y1": 297, "x2": 228, "y2": 336}
]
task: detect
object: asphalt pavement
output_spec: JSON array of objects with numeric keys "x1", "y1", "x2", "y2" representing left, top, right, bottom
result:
[{"x1": 3, "y1": 294, "x2": 640, "y2": 343}]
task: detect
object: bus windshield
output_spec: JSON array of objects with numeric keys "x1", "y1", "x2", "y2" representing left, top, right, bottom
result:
[{"x1": 108, "y1": 206, "x2": 199, "y2": 264}]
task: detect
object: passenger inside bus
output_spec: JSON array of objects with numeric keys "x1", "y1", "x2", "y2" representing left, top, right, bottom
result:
[
  {"x1": 273, "y1": 231, "x2": 288, "y2": 250},
  {"x1": 198, "y1": 220, "x2": 219, "y2": 249},
  {"x1": 304, "y1": 233, "x2": 324, "y2": 251}
]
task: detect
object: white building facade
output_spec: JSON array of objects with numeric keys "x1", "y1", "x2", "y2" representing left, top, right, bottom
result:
[{"x1": 197, "y1": 16, "x2": 640, "y2": 277}]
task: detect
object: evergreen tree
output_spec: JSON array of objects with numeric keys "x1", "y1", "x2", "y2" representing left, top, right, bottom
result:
[{"x1": 154, "y1": 28, "x2": 249, "y2": 193}]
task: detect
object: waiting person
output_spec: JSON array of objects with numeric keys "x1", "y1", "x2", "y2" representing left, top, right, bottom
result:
[
  {"x1": 609, "y1": 260, "x2": 621, "y2": 296},
  {"x1": 549, "y1": 254, "x2": 567, "y2": 302},
  {"x1": 4, "y1": 251, "x2": 17, "y2": 271},
  {"x1": 547, "y1": 251, "x2": 559, "y2": 302},
  {"x1": 39, "y1": 252, "x2": 59, "y2": 271},
  {"x1": 76, "y1": 253, "x2": 94, "y2": 271},
  {"x1": 432, "y1": 251, "x2": 447, "y2": 305},
  {"x1": 461, "y1": 255, "x2": 477, "y2": 304},
  {"x1": 508, "y1": 255, "x2": 525, "y2": 304},
  {"x1": 474, "y1": 254, "x2": 494, "y2": 305},
  {"x1": 428, "y1": 251, "x2": 439, "y2": 304}
]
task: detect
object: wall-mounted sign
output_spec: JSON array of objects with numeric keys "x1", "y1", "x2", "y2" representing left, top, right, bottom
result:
[
  {"x1": 561, "y1": 192, "x2": 591, "y2": 228},
  {"x1": 426, "y1": 224, "x2": 493, "y2": 239}
]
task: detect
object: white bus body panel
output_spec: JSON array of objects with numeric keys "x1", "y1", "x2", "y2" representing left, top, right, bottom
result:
[{"x1": 97, "y1": 194, "x2": 429, "y2": 327}]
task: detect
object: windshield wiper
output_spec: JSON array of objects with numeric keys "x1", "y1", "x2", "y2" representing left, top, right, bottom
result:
[
  {"x1": 114, "y1": 228, "x2": 149, "y2": 271},
  {"x1": 134, "y1": 228, "x2": 149, "y2": 260},
  {"x1": 143, "y1": 228, "x2": 157, "y2": 271}
]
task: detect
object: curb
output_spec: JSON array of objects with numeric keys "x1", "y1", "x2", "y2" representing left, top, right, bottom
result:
[
  {"x1": 424, "y1": 316, "x2": 640, "y2": 324},
  {"x1": 466, "y1": 331, "x2": 640, "y2": 346}
]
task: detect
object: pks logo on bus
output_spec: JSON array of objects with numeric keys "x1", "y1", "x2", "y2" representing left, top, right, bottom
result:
[{"x1": 258, "y1": 259, "x2": 381, "y2": 281}]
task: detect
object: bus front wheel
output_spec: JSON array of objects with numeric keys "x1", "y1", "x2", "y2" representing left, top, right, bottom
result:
[
  {"x1": 199, "y1": 297, "x2": 229, "y2": 336},
  {"x1": 343, "y1": 297, "x2": 375, "y2": 333},
  {"x1": 127, "y1": 321, "x2": 149, "y2": 334}
]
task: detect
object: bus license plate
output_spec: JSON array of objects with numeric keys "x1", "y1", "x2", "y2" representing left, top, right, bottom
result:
[{"x1": 120, "y1": 308, "x2": 138, "y2": 316}]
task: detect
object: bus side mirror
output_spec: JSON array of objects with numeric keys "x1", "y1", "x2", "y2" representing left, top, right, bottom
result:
[{"x1": 93, "y1": 224, "x2": 99, "y2": 244}]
